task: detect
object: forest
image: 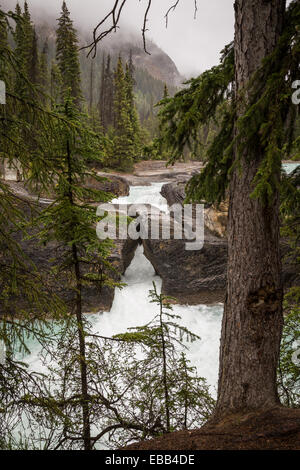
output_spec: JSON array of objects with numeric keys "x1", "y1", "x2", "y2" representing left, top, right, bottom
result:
[{"x1": 0, "y1": 0, "x2": 300, "y2": 453}]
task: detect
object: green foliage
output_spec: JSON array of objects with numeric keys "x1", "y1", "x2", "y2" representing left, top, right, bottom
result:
[
  {"x1": 143, "y1": 136, "x2": 173, "y2": 161},
  {"x1": 0, "y1": 1, "x2": 214, "y2": 450},
  {"x1": 37, "y1": 94, "x2": 114, "y2": 261},
  {"x1": 50, "y1": 61, "x2": 62, "y2": 106},
  {"x1": 33, "y1": 96, "x2": 116, "y2": 450},
  {"x1": 134, "y1": 66, "x2": 177, "y2": 128},
  {"x1": 0, "y1": 7, "x2": 115, "y2": 449},
  {"x1": 39, "y1": 40, "x2": 50, "y2": 105},
  {"x1": 186, "y1": 105, "x2": 235, "y2": 204},
  {"x1": 114, "y1": 282, "x2": 215, "y2": 438},
  {"x1": 0, "y1": 280, "x2": 215, "y2": 450},
  {"x1": 277, "y1": 167, "x2": 300, "y2": 408},
  {"x1": 4, "y1": 2, "x2": 173, "y2": 169},
  {"x1": 158, "y1": 42, "x2": 234, "y2": 203},
  {"x1": 13, "y1": 1, "x2": 33, "y2": 99},
  {"x1": 159, "y1": 1, "x2": 300, "y2": 206},
  {"x1": 0, "y1": 9, "x2": 76, "y2": 448},
  {"x1": 125, "y1": 62, "x2": 142, "y2": 158},
  {"x1": 158, "y1": 42, "x2": 234, "y2": 164},
  {"x1": 280, "y1": 166, "x2": 300, "y2": 246},
  {"x1": 56, "y1": 1, "x2": 81, "y2": 104},
  {"x1": 239, "y1": 1, "x2": 300, "y2": 203},
  {"x1": 278, "y1": 303, "x2": 300, "y2": 408},
  {"x1": 98, "y1": 54, "x2": 114, "y2": 131},
  {"x1": 111, "y1": 56, "x2": 135, "y2": 171}
]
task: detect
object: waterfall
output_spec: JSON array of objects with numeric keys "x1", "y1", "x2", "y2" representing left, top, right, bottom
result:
[
  {"x1": 10, "y1": 181, "x2": 223, "y2": 449},
  {"x1": 24, "y1": 182, "x2": 223, "y2": 392},
  {"x1": 112, "y1": 182, "x2": 169, "y2": 212},
  {"x1": 91, "y1": 243, "x2": 222, "y2": 392},
  {"x1": 96, "y1": 182, "x2": 223, "y2": 392}
]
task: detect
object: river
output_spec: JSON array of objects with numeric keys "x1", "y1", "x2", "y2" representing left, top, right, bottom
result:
[
  {"x1": 23, "y1": 161, "x2": 300, "y2": 391},
  {"x1": 94, "y1": 183, "x2": 223, "y2": 391},
  {"x1": 23, "y1": 182, "x2": 223, "y2": 394},
  {"x1": 12, "y1": 166, "x2": 299, "y2": 447}
]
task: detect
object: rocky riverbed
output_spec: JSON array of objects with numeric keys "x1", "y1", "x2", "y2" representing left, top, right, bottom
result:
[
  {"x1": 96, "y1": 160, "x2": 203, "y2": 186},
  {"x1": 1, "y1": 161, "x2": 299, "y2": 313}
]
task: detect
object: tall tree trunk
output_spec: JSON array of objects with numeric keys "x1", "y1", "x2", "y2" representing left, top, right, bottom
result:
[
  {"x1": 66, "y1": 139, "x2": 91, "y2": 450},
  {"x1": 216, "y1": 0, "x2": 286, "y2": 415},
  {"x1": 159, "y1": 300, "x2": 170, "y2": 433},
  {"x1": 73, "y1": 242, "x2": 92, "y2": 451}
]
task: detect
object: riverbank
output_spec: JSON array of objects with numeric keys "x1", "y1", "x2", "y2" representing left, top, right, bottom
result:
[
  {"x1": 123, "y1": 407, "x2": 300, "y2": 450},
  {"x1": 98, "y1": 160, "x2": 203, "y2": 186}
]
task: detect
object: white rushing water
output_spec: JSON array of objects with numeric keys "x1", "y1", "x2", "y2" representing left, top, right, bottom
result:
[
  {"x1": 91, "y1": 244, "x2": 223, "y2": 392},
  {"x1": 24, "y1": 182, "x2": 223, "y2": 394},
  {"x1": 112, "y1": 182, "x2": 169, "y2": 213},
  {"x1": 283, "y1": 162, "x2": 299, "y2": 174},
  {"x1": 98, "y1": 182, "x2": 223, "y2": 392},
  {"x1": 8, "y1": 181, "x2": 223, "y2": 450}
]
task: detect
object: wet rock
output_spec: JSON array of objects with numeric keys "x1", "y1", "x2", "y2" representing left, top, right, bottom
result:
[
  {"x1": 161, "y1": 182, "x2": 228, "y2": 238},
  {"x1": 0, "y1": 198, "x2": 138, "y2": 316},
  {"x1": 141, "y1": 210, "x2": 228, "y2": 304},
  {"x1": 100, "y1": 161, "x2": 204, "y2": 186},
  {"x1": 143, "y1": 235, "x2": 227, "y2": 304},
  {"x1": 161, "y1": 181, "x2": 187, "y2": 206},
  {"x1": 141, "y1": 211, "x2": 299, "y2": 305},
  {"x1": 85, "y1": 173, "x2": 130, "y2": 197},
  {"x1": 204, "y1": 202, "x2": 228, "y2": 238}
]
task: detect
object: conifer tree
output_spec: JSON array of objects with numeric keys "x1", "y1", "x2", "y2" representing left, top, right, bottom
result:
[
  {"x1": 35, "y1": 94, "x2": 114, "y2": 450},
  {"x1": 14, "y1": 2, "x2": 32, "y2": 98},
  {"x1": 0, "y1": 9, "x2": 8, "y2": 93},
  {"x1": 39, "y1": 40, "x2": 49, "y2": 105},
  {"x1": 12, "y1": 3, "x2": 41, "y2": 165},
  {"x1": 23, "y1": 1, "x2": 34, "y2": 77},
  {"x1": 112, "y1": 56, "x2": 134, "y2": 171},
  {"x1": 157, "y1": 0, "x2": 300, "y2": 416},
  {"x1": 56, "y1": 1, "x2": 81, "y2": 104},
  {"x1": 125, "y1": 61, "x2": 141, "y2": 159},
  {"x1": 98, "y1": 54, "x2": 105, "y2": 124},
  {"x1": 113, "y1": 282, "x2": 214, "y2": 441},
  {"x1": 99, "y1": 54, "x2": 114, "y2": 131},
  {"x1": 29, "y1": 28, "x2": 39, "y2": 87},
  {"x1": 163, "y1": 83, "x2": 169, "y2": 99},
  {"x1": 88, "y1": 58, "x2": 94, "y2": 113},
  {"x1": 0, "y1": 9, "x2": 7, "y2": 64},
  {"x1": 50, "y1": 61, "x2": 62, "y2": 108}
]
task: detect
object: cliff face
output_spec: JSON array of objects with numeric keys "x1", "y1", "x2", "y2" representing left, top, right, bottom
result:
[
  {"x1": 34, "y1": 21, "x2": 183, "y2": 88},
  {"x1": 31, "y1": 21, "x2": 182, "y2": 121},
  {"x1": 2, "y1": 0, "x2": 183, "y2": 88},
  {"x1": 107, "y1": 38, "x2": 183, "y2": 87}
]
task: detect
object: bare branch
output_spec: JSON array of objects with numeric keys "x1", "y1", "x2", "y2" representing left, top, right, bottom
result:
[
  {"x1": 81, "y1": 0, "x2": 127, "y2": 58},
  {"x1": 142, "y1": 0, "x2": 152, "y2": 55},
  {"x1": 82, "y1": 0, "x2": 198, "y2": 57},
  {"x1": 165, "y1": 0, "x2": 180, "y2": 28},
  {"x1": 194, "y1": 0, "x2": 198, "y2": 19}
]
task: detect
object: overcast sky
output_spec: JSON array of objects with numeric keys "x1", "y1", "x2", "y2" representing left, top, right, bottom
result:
[{"x1": 2, "y1": 0, "x2": 235, "y2": 76}]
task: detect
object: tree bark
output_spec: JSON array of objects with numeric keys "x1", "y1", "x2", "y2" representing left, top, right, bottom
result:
[
  {"x1": 66, "y1": 139, "x2": 92, "y2": 450},
  {"x1": 216, "y1": 0, "x2": 286, "y2": 415}
]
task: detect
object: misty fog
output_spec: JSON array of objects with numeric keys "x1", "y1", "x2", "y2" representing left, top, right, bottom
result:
[{"x1": 1, "y1": 0, "x2": 236, "y2": 77}]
